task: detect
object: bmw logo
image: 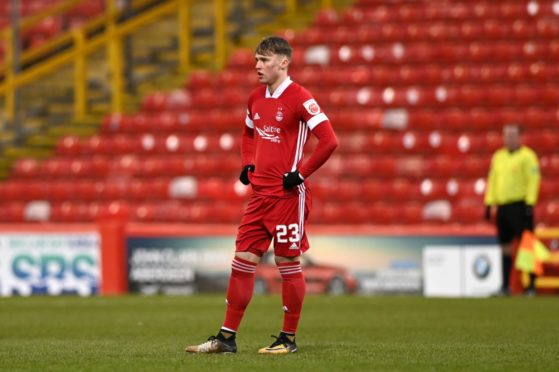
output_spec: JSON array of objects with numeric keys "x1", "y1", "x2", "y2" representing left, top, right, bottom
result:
[{"x1": 473, "y1": 255, "x2": 491, "y2": 279}]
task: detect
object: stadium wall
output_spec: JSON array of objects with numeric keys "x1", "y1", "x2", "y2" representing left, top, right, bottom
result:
[{"x1": 0, "y1": 223, "x2": 557, "y2": 297}]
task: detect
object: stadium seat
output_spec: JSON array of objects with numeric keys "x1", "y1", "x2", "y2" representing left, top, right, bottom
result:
[
  {"x1": 0, "y1": 202, "x2": 25, "y2": 222},
  {"x1": 227, "y1": 49, "x2": 254, "y2": 69}
]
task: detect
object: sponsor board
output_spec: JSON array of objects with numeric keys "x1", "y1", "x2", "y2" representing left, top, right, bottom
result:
[
  {"x1": 127, "y1": 235, "x2": 496, "y2": 295},
  {"x1": 0, "y1": 233, "x2": 100, "y2": 296},
  {"x1": 423, "y1": 245, "x2": 502, "y2": 297},
  {"x1": 127, "y1": 237, "x2": 232, "y2": 295}
]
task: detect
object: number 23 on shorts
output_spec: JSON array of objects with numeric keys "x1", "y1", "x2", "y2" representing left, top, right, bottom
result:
[{"x1": 276, "y1": 224, "x2": 300, "y2": 243}]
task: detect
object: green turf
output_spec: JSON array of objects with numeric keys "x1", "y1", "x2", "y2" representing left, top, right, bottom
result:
[{"x1": 1, "y1": 295, "x2": 558, "y2": 371}]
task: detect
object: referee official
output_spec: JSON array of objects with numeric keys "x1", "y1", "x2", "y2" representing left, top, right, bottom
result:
[{"x1": 484, "y1": 124, "x2": 541, "y2": 296}]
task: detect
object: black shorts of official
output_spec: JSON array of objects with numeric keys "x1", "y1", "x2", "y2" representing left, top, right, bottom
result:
[{"x1": 496, "y1": 201, "x2": 534, "y2": 244}]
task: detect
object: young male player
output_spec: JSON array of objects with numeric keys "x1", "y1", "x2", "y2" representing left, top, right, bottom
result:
[{"x1": 185, "y1": 36, "x2": 338, "y2": 354}]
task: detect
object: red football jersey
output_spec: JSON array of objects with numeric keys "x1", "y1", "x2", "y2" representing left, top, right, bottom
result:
[{"x1": 244, "y1": 77, "x2": 329, "y2": 197}]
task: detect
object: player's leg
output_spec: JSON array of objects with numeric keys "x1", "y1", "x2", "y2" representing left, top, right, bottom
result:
[
  {"x1": 259, "y1": 189, "x2": 310, "y2": 354},
  {"x1": 221, "y1": 251, "x2": 260, "y2": 337},
  {"x1": 185, "y1": 196, "x2": 270, "y2": 353},
  {"x1": 257, "y1": 254, "x2": 304, "y2": 354}
]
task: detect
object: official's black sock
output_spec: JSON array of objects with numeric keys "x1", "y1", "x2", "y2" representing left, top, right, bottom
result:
[
  {"x1": 528, "y1": 273, "x2": 536, "y2": 290},
  {"x1": 502, "y1": 255, "x2": 512, "y2": 291}
]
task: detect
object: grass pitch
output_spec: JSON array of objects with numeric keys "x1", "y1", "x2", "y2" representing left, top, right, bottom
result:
[{"x1": 1, "y1": 295, "x2": 559, "y2": 371}]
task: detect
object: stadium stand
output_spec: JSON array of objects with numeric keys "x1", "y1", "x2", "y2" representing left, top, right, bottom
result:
[
  {"x1": 0, "y1": 0, "x2": 558, "y2": 227},
  {"x1": 0, "y1": 0, "x2": 104, "y2": 57}
]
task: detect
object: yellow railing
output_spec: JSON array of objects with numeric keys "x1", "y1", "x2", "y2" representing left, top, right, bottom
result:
[
  {"x1": 0, "y1": 0, "x2": 193, "y2": 120},
  {"x1": 0, "y1": 0, "x2": 335, "y2": 124}
]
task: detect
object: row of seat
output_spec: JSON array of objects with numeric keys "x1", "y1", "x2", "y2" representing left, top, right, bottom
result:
[
  {"x1": 188, "y1": 63, "x2": 558, "y2": 90},
  {"x1": 11, "y1": 154, "x2": 241, "y2": 179},
  {"x1": 102, "y1": 110, "x2": 247, "y2": 133},
  {"x1": 228, "y1": 40, "x2": 548, "y2": 71},
  {"x1": 312, "y1": 85, "x2": 559, "y2": 108},
  {"x1": 52, "y1": 130, "x2": 558, "y2": 157},
  {"x1": 102, "y1": 107, "x2": 557, "y2": 135},
  {"x1": 55, "y1": 132, "x2": 242, "y2": 156},
  {"x1": 294, "y1": 63, "x2": 559, "y2": 86},
  {"x1": 0, "y1": 200, "x2": 243, "y2": 224},
  {"x1": 2, "y1": 198, "x2": 558, "y2": 225},
  {"x1": 311, "y1": 12, "x2": 559, "y2": 39},
  {"x1": 321, "y1": 154, "x2": 559, "y2": 179},
  {"x1": 298, "y1": 41, "x2": 559, "y2": 65},
  {"x1": 329, "y1": 107, "x2": 558, "y2": 131},
  {"x1": 13, "y1": 150, "x2": 559, "y2": 181},
  {"x1": 228, "y1": 41, "x2": 559, "y2": 69},
  {"x1": 143, "y1": 84, "x2": 559, "y2": 112},
  {"x1": 349, "y1": 0, "x2": 559, "y2": 21},
  {"x1": 0, "y1": 177, "x2": 249, "y2": 202}
]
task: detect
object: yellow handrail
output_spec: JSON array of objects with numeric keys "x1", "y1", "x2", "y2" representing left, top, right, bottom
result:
[
  {"x1": 214, "y1": 0, "x2": 226, "y2": 70},
  {"x1": 177, "y1": 1, "x2": 190, "y2": 74},
  {"x1": 1, "y1": 0, "x2": 333, "y2": 123},
  {"x1": 0, "y1": 0, "x2": 185, "y2": 119},
  {"x1": 106, "y1": 0, "x2": 123, "y2": 113},
  {"x1": 73, "y1": 29, "x2": 87, "y2": 119}
]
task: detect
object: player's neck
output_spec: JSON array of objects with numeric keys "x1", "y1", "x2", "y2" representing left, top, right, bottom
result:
[{"x1": 267, "y1": 74, "x2": 288, "y2": 95}]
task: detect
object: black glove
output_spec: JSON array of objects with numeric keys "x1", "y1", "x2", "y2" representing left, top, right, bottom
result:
[
  {"x1": 239, "y1": 164, "x2": 255, "y2": 185},
  {"x1": 283, "y1": 170, "x2": 304, "y2": 189},
  {"x1": 484, "y1": 205, "x2": 492, "y2": 221}
]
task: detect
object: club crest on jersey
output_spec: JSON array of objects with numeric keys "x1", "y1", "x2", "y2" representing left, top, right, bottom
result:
[
  {"x1": 275, "y1": 110, "x2": 284, "y2": 122},
  {"x1": 303, "y1": 99, "x2": 320, "y2": 115}
]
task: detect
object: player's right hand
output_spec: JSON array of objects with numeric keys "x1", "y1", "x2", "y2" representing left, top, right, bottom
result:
[
  {"x1": 484, "y1": 205, "x2": 491, "y2": 221},
  {"x1": 239, "y1": 164, "x2": 255, "y2": 185}
]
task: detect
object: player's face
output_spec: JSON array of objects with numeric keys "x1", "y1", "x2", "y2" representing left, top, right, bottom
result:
[
  {"x1": 255, "y1": 52, "x2": 288, "y2": 87},
  {"x1": 503, "y1": 125, "x2": 521, "y2": 151}
]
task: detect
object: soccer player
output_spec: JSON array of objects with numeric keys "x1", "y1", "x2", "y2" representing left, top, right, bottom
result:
[
  {"x1": 185, "y1": 36, "x2": 338, "y2": 354},
  {"x1": 484, "y1": 124, "x2": 541, "y2": 296}
]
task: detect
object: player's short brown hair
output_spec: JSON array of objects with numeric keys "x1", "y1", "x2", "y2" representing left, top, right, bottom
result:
[{"x1": 255, "y1": 36, "x2": 292, "y2": 60}]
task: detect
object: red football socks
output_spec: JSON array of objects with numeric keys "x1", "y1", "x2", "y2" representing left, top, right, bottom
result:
[
  {"x1": 278, "y1": 261, "x2": 306, "y2": 334},
  {"x1": 222, "y1": 257, "x2": 257, "y2": 332}
]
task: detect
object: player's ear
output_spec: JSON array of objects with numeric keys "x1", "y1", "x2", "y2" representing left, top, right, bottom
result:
[{"x1": 279, "y1": 55, "x2": 290, "y2": 70}]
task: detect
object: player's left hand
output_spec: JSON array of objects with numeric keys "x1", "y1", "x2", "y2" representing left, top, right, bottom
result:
[{"x1": 283, "y1": 171, "x2": 304, "y2": 189}]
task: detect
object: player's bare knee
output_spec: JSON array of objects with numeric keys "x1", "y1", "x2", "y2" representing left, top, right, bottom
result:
[
  {"x1": 274, "y1": 255, "x2": 300, "y2": 265},
  {"x1": 235, "y1": 251, "x2": 261, "y2": 263}
]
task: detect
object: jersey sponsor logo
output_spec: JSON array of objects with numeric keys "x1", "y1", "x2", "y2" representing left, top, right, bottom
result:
[
  {"x1": 303, "y1": 99, "x2": 320, "y2": 115},
  {"x1": 256, "y1": 125, "x2": 281, "y2": 143},
  {"x1": 254, "y1": 112, "x2": 261, "y2": 120},
  {"x1": 289, "y1": 243, "x2": 299, "y2": 250}
]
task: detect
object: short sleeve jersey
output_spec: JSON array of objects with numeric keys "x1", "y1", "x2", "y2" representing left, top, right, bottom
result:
[{"x1": 245, "y1": 77, "x2": 328, "y2": 197}]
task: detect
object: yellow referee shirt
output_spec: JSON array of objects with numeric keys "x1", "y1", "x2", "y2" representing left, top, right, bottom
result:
[{"x1": 484, "y1": 146, "x2": 540, "y2": 206}]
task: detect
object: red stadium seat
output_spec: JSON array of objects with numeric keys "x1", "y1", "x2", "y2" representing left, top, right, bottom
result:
[
  {"x1": 227, "y1": 49, "x2": 254, "y2": 69},
  {"x1": 11, "y1": 158, "x2": 41, "y2": 178},
  {"x1": 0, "y1": 202, "x2": 25, "y2": 222},
  {"x1": 186, "y1": 70, "x2": 215, "y2": 89},
  {"x1": 314, "y1": 9, "x2": 339, "y2": 26}
]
